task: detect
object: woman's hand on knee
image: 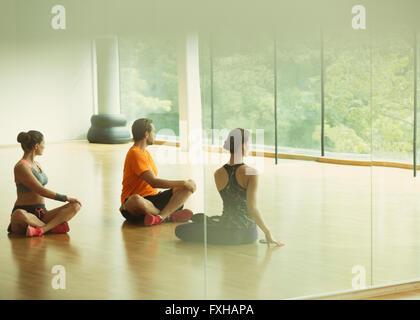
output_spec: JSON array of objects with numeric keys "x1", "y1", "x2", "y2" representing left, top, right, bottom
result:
[{"x1": 67, "y1": 197, "x2": 82, "y2": 208}]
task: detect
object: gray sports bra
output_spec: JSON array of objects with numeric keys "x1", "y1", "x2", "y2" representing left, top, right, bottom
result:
[{"x1": 16, "y1": 159, "x2": 48, "y2": 193}]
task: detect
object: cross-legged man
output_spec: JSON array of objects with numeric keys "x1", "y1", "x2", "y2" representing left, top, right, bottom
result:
[{"x1": 120, "y1": 118, "x2": 196, "y2": 226}]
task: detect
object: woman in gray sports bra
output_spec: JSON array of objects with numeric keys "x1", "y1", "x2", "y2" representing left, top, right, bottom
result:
[{"x1": 8, "y1": 130, "x2": 82, "y2": 237}]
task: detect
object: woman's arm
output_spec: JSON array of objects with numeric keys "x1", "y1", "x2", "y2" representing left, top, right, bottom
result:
[
  {"x1": 246, "y1": 174, "x2": 269, "y2": 234},
  {"x1": 14, "y1": 165, "x2": 68, "y2": 202},
  {"x1": 246, "y1": 174, "x2": 283, "y2": 247}
]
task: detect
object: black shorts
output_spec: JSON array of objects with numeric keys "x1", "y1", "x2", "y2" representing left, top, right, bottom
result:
[
  {"x1": 121, "y1": 189, "x2": 184, "y2": 223},
  {"x1": 7, "y1": 204, "x2": 47, "y2": 232}
]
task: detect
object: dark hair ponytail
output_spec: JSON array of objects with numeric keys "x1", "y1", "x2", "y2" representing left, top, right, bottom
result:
[
  {"x1": 17, "y1": 130, "x2": 44, "y2": 152},
  {"x1": 223, "y1": 128, "x2": 250, "y2": 154}
]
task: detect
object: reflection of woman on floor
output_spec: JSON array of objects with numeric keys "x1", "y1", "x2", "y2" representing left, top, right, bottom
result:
[
  {"x1": 176, "y1": 128, "x2": 284, "y2": 246},
  {"x1": 8, "y1": 232, "x2": 79, "y2": 299},
  {"x1": 7, "y1": 131, "x2": 81, "y2": 237}
]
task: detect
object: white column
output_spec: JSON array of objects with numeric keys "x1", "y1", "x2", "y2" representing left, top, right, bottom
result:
[
  {"x1": 95, "y1": 36, "x2": 121, "y2": 115},
  {"x1": 178, "y1": 32, "x2": 203, "y2": 151},
  {"x1": 87, "y1": 36, "x2": 130, "y2": 144},
  {"x1": 177, "y1": 33, "x2": 205, "y2": 213}
]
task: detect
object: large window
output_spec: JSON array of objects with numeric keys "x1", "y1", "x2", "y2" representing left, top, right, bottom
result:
[
  {"x1": 372, "y1": 28, "x2": 414, "y2": 163},
  {"x1": 119, "y1": 36, "x2": 179, "y2": 139},
  {"x1": 276, "y1": 30, "x2": 321, "y2": 155},
  {"x1": 200, "y1": 31, "x2": 275, "y2": 149},
  {"x1": 324, "y1": 29, "x2": 371, "y2": 160}
]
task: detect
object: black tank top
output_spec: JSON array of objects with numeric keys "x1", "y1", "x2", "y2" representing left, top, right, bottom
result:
[{"x1": 218, "y1": 163, "x2": 256, "y2": 229}]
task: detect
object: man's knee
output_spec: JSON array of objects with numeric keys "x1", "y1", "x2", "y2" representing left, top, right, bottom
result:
[
  {"x1": 126, "y1": 194, "x2": 148, "y2": 211},
  {"x1": 175, "y1": 185, "x2": 195, "y2": 195},
  {"x1": 128, "y1": 194, "x2": 142, "y2": 203}
]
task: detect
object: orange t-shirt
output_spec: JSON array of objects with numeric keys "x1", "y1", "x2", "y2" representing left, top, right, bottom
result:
[{"x1": 121, "y1": 146, "x2": 159, "y2": 204}]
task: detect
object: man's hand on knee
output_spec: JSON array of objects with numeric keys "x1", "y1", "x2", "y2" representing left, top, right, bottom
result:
[{"x1": 183, "y1": 179, "x2": 197, "y2": 193}]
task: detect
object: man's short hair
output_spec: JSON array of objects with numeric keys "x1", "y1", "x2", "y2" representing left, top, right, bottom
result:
[{"x1": 132, "y1": 118, "x2": 153, "y2": 142}]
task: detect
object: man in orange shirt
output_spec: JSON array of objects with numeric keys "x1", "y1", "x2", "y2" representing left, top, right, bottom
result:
[{"x1": 120, "y1": 118, "x2": 197, "y2": 226}]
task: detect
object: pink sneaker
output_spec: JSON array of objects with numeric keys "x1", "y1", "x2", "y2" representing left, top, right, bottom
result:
[
  {"x1": 50, "y1": 222, "x2": 70, "y2": 234},
  {"x1": 144, "y1": 214, "x2": 163, "y2": 226},
  {"x1": 168, "y1": 209, "x2": 193, "y2": 222},
  {"x1": 26, "y1": 226, "x2": 44, "y2": 237}
]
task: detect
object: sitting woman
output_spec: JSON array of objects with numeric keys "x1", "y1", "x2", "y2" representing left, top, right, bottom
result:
[
  {"x1": 175, "y1": 128, "x2": 283, "y2": 246},
  {"x1": 8, "y1": 130, "x2": 82, "y2": 237}
]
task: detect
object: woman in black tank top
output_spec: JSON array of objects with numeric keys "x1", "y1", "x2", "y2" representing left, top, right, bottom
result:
[{"x1": 175, "y1": 128, "x2": 283, "y2": 246}]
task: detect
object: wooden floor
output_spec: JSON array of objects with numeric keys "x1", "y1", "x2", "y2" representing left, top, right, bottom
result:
[
  {"x1": 368, "y1": 290, "x2": 420, "y2": 300},
  {"x1": 1, "y1": 141, "x2": 420, "y2": 299}
]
